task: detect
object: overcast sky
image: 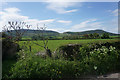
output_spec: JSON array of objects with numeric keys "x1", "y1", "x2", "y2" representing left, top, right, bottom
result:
[{"x1": 0, "y1": 1, "x2": 119, "y2": 33}]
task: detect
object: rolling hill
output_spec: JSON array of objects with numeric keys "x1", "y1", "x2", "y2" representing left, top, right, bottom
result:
[
  {"x1": 63, "y1": 29, "x2": 119, "y2": 36},
  {"x1": 4, "y1": 29, "x2": 60, "y2": 37},
  {"x1": 2, "y1": 29, "x2": 119, "y2": 38}
]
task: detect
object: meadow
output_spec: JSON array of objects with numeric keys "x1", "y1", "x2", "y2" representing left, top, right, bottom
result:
[{"x1": 19, "y1": 39, "x2": 119, "y2": 53}]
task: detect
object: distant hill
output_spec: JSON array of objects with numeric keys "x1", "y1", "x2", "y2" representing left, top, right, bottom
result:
[
  {"x1": 2, "y1": 29, "x2": 119, "y2": 37},
  {"x1": 63, "y1": 29, "x2": 119, "y2": 36},
  {"x1": 23, "y1": 29, "x2": 59, "y2": 37},
  {"x1": 4, "y1": 29, "x2": 60, "y2": 37}
]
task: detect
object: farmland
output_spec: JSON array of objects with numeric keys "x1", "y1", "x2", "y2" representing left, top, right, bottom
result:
[
  {"x1": 2, "y1": 27, "x2": 120, "y2": 79},
  {"x1": 1, "y1": 1, "x2": 120, "y2": 79},
  {"x1": 2, "y1": 23, "x2": 120, "y2": 79},
  {"x1": 3, "y1": 39, "x2": 119, "y2": 78},
  {"x1": 19, "y1": 39, "x2": 119, "y2": 53},
  {"x1": 2, "y1": 35, "x2": 120, "y2": 79}
]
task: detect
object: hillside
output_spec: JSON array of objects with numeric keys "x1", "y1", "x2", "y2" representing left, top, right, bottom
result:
[
  {"x1": 3, "y1": 29, "x2": 119, "y2": 38},
  {"x1": 5, "y1": 29, "x2": 60, "y2": 37},
  {"x1": 63, "y1": 29, "x2": 119, "y2": 36}
]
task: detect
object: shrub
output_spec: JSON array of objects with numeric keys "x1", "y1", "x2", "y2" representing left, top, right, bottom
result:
[
  {"x1": 2, "y1": 38, "x2": 20, "y2": 60},
  {"x1": 85, "y1": 46, "x2": 119, "y2": 74},
  {"x1": 58, "y1": 41, "x2": 120, "y2": 61},
  {"x1": 9, "y1": 55, "x2": 83, "y2": 79},
  {"x1": 59, "y1": 44, "x2": 82, "y2": 60},
  {"x1": 5, "y1": 42, "x2": 120, "y2": 79},
  {"x1": 101, "y1": 33, "x2": 110, "y2": 39},
  {"x1": 57, "y1": 42, "x2": 120, "y2": 75}
]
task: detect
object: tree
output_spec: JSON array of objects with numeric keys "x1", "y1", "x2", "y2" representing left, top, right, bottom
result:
[
  {"x1": 83, "y1": 34, "x2": 89, "y2": 39},
  {"x1": 101, "y1": 33, "x2": 110, "y2": 39},
  {"x1": 2, "y1": 21, "x2": 32, "y2": 52},
  {"x1": 3, "y1": 21, "x2": 31, "y2": 41},
  {"x1": 93, "y1": 33, "x2": 100, "y2": 39},
  {"x1": 32, "y1": 24, "x2": 52, "y2": 57},
  {"x1": 89, "y1": 34, "x2": 94, "y2": 39}
]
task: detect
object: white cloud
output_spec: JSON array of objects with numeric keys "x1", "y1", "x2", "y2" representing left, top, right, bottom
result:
[
  {"x1": 63, "y1": 9, "x2": 78, "y2": 13},
  {"x1": 70, "y1": 19, "x2": 103, "y2": 32},
  {"x1": 47, "y1": 28, "x2": 71, "y2": 33},
  {"x1": 0, "y1": 1, "x2": 7, "y2": 10},
  {"x1": 112, "y1": 9, "x2": 118, "y2": 16},
  {"x1": 4, "y1": 7, "x2": 21, "y2": 14},
  {"x1": 104, "y1": 18, "x2": 118, "y2": 34},
  {"x1": 57, "y1": 20, "x2": 72, "y2": 24},
  {"x1": 0, "y1": 7, "x2": 55, "y2": 31},
  {"x1": 47, "y1": 28, "x2": 63, "y2": 32},
  {"x1": 45, "y1": 0, "x2": 79, "y2": 14},
  {"x1": 108, "y1": 9, "x2": 118, "y2": 16}
]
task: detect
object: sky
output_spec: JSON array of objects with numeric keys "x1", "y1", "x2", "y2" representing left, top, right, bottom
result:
[{"x1": 0, "y1": 1, "x2": 119, "y2": 33}]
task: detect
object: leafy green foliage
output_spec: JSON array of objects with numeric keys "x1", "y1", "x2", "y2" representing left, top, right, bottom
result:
[
  {"x1": 101, "y1": 33, "x2": 110, "y2": 39},
  {"x1": 2, "y1": 60, "x2": 16, "y2": 78},
  {"x1": 56, "y1": 42, "x2": 120, "y2": 75},
  {"x1": 3, "y1": 40, "x2": 120, "y2": 79},
  {"x1": 62, "y1": 35, "x2": 81, "y2": 40},
  {"x1": 58, "y1": 41, "x2": 120, "y2": 61},
  {"x1": 2, "y1": 33, "x2": 20, "y2": 60},
  {"x1": 87, "y1": 46, "x2": 119, "y2": 74},
  {"x1": 93, "y1": 33, "x2": 100, "y2": 39},
  {"x1": 8, "y1": 44, "x2": 120, "y2": 79},
  {"x1": 9, "y1": 55, "x2": 82, "y2": 79},
  {"x1": 19, "y1": 39, "x2": 118, "y2": 53},
  {"x1": 59, "y1": 44, "x2": 82, "y2": 60}
]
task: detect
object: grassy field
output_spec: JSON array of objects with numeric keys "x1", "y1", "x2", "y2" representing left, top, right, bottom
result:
[
  {"x1": 19, "y1": 39, "x2": 119, "y2": 53},
  {"x1": 3, "y1": 38, "x2": 120, "y2": 78}
]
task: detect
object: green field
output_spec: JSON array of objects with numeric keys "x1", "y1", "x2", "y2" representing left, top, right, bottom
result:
[
  {"x1": 3, "y1": 38, "x2": 120, "y2": 78},
  {"x1": 19, "y1": 39, "x2": 119, "y2": 53}
]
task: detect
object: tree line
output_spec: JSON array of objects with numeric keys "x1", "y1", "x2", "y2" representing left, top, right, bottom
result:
[
  {"x1": 31, "y1": 33, "x2": 110, "y2": 40},
  {"x1": 83, "y1": 33, "x2": 110, "y2": 39}
]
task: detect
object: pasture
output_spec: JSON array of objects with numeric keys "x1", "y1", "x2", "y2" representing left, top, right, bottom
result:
[{"x1": 19, "y1": 39, "x2": 119, "y2": 53}]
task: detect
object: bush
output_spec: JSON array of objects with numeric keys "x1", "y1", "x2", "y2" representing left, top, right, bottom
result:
[
  {"x1": 58, "y1": 41, "x2": 120, "y2": 61},
  {"x1": 59, "y1": 44, "x2": 82, "y2": 60},
  {"x1": 74, "y1": 45, "x2": 120, "y2": 75},
  {"x1": 9, "y1": 54, "x2": 82, "y2": 79},
  {"x1": 101, "y1": 33, "x2": 110, "y2": 39},
  {"x1": 8, "y1": 45, "x2": 120, "y2": 79},
  {"x1": 2, "y1": 38, "x2": 20, "y2": 60},
  {"x1": 57, "y1": 42, "x2": 120, "y2": 75},
  {"x1": 5, "y1": 41, "x2": 120, "y2": 79},
  {"x1": 87, "y1": 46, "x2": 119, "y2": 74}
]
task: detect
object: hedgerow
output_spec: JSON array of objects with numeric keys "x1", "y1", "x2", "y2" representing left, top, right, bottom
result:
[{"x1": 8, "y1": 43, "x2": 120, "y2": 79}]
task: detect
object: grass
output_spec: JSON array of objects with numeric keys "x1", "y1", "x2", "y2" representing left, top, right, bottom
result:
[
  {"x1": 22, "y1": 37, "x2": 32, "y2": 40},
  {"x1": 2, "y1": 59, "x2": 16, "y2": 78},
  {"x1": 110, "y1": 36, "x2": 120, "y2": 38},
  {"x1": 6, "y1": 44, "x2": 120, "y2": 78},
  {"x1": 19, "y1": 39, "x2": 119, "y2": 53},
  {"x1": 3, "y1": 38, "x2": 120, "y2": 78}
]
